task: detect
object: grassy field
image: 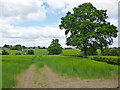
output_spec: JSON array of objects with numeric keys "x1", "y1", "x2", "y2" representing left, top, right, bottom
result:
[
  {"x1": 42, "y1": 55, "x2": 118, "y2": 79},
  {"x1": 89, "y1": 56, "x2": 118, "y2": 59},
  {"x1": 62, "y1": 49, "x2": 81, "y2": 56},
  {"x1": 24, "y1": 49, "x2": 81, "y2": 56},
  {"x1": 2, "y1": 55, "x2": 35, "y2": 88},
  {"x1": 1, "y1": 49, "x2": 81, "y2": 55},
  {"x1": 1, "y1": 49, "x2": 119, "y2": 88},
  {"x1": 6, "y1": 50, "x2": 24, "y2": 55}
]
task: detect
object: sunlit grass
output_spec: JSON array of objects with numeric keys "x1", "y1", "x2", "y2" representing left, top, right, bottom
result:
[
  {"x1": 42, "y1": 55, "x2": 118, "y2": 79},
  {"x1": 62, "y1": 49, "x2": 81, "y2": 56},
  {"x1": 2, "y1": 55, "x2": 34, "y2": 88}
]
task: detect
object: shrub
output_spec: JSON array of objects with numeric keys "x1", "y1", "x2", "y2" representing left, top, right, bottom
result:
[
  {"x1": 15, "y1": 52, "x2": 21, "y2": 55},
  {"x1": 102, "y1": 48, "x2": 119, "y2": 56},
  {"x1": 28, "y1": 50, "x2": 34, "y2": 55},
  {"x1": 92, "y1": 56, "x2": 119, "y2": 65},
  {"x1": 97, "y1": 49, "x2": 101, "y2": 56},
  {"x1": 2, "y1": 50, "x2": 9, "y2": 55}
]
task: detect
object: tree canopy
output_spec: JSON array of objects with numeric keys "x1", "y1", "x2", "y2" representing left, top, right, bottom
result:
[
  {"x1": 59, "y1": 3, "x2": 118, "y2": 57},
  {"x1": 48, "y1": 39, "x2": 62, "y2": 55}
]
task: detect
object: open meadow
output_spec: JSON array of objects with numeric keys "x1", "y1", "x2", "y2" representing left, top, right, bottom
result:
[
  {"x1": 1, "y1": 49, "x2": 119, "y2": 88},
  {"x1": 2, "y1": 55, "x2": 35, "y2": 88}
]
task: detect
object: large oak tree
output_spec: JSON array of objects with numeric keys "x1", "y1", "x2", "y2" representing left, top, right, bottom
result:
[{"x1": 59, "y1": 3, "x2": 118, "y2": 57}]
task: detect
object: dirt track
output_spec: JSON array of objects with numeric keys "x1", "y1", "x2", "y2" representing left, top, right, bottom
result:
[{"x1": 13, "y1": 64, "x2": 118, "y2": 88}]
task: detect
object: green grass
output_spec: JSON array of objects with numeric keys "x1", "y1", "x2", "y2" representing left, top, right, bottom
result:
[
  {"x1": 33, "y1": 56, "x2": 44, "y2": 69},
  {"x1": 6, "y1": 50, "x2": 24, "y2": 55},
  {"x1": 62, "y1": 49, "x2": 81, "y2": 56},
  {"x1": 1, "y1": 49, "x2": 119, "y2": 88},
  {"x1": 24, "y1": 49, "x2": 48, "y2": 55},
  {"x1": 23, "y1": 49, "x2": 47, "y2": 69},
  {"x1": 89, "y1": 56, "x2": 118, "y2": 59},
  {"x1": 42, "y1": 55, "x2": 118, "y2": 79},
  {"x1": 2, "y1": 55, "x2": 35, "y2": 88}
]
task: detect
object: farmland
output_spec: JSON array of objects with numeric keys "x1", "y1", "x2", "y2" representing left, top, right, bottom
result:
[
  {"x1": 42, "y1": 55, "x2": 118, "y2": 79},
  {"x1": 2, "y1": 55, "x2": 34, "y2": 88},
  {"x1": 1, "y1": 49, "x2": 119, "y2": 88}
]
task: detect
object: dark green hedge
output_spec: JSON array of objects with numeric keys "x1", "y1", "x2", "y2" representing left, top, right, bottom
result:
[
  {"x1": 102, "y1": 48, "x2": 119, "y2": 56},
  {"x1": 92, "y1": 56, "x2": 119, "y2": 65}
]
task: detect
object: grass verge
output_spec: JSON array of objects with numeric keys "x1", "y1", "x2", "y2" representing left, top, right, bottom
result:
[{"x1": 42, "y1": 55, "x2": 118, "y2": 79}]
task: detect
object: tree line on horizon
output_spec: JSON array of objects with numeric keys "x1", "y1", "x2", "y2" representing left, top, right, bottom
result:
[{"x1": 0, "y1": 3, "x2": 119, "y2": 58}]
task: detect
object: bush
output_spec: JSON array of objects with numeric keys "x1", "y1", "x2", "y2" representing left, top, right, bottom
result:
[
  {"x1": 97, "y1": 49, "x2": 101, "y2": 56},
  {"x1": 102, "y1": 48, "x2": 119, "y2": 56},
  {"x1": 92, "y1": 56, "x2": 119, "y2": 65},
  {"x1": 2, "y1": 50, "x2": 9, "y2": 55},
  {"x1": 15, "y1": 52, "x2": 21, "y2": 55},
  {"x1": 28, "y1": 50, "x2": 34, "y2": 55},
  {"x1": 48, "y1": 39, "x2": 62, "y2": 55}
]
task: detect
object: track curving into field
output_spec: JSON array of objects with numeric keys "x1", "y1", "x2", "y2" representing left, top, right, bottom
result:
[{"x1": 13, "y1": 64, "x2": 118, "y2": 88}]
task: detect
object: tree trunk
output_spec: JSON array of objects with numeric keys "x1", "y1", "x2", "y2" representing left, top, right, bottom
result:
[
  {"x1": 83, "y1": 47, "x2": 87, "y2": 58},
  {"x1": 100, "y1": 42, "x2": 103, "y2": 55}
]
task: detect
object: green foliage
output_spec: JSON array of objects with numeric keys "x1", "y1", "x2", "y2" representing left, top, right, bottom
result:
[
  {"x1": 92, "y1": 56, "x2": 119, "y2": 65},
  {"x1": 3, "y1": 44, "x2": 12, "y2": 49},
  {"x1": 38, "y1": 46, "x2": 41, "y2": 49},
  {"x1": 11, "y1": 45, "x2": 22, "y2": 50},
  {"x1": 42, "y1": 55, "x2": 118, "y2": 79},
  {"x1": 87, "y1": 47, "x2": 97, "y2": 55},
  {"x1": 15, "y1": 52, "x2": 21, "y2": 55},
  {"x1": 102, "y1": 47, "x2": 119, "y2": 56},
  {"x1": 2, "y1": 50, "x2": 9, "y2": 55},
  {"x1": 59, "y1": 3, "x2": 118, "y2": 57},
  {"x1": 22, "y1": 46, "x2": 27, "y2": 49},
  {"x1": 28, "y1": 50, "x2": 34, "y2": 55},
  {"x1": 2, "y1": 55, "x2": 34, "y2": 88},
  {"x1": 48, "y1": 39, "x2": 62, "y2": 55},
  {"x1": 97, "y1": 49, "x2": 101, "y2": 56}
]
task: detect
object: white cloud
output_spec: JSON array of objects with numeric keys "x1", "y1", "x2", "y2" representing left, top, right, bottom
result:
[
  {"x1": 0, "y1": 0, "x2": 46, "y2": 24},
  {"x1": 44, "y1": 0, "x2": 119, "y2": 17},
  {"x1": 44, "y1": 0, "x2": 119, "y2": 26},
  {"x1": 0, "y1": 0, "x2": 119, "y2": 47},
  {"x1": 0, "y1": 24, "x2": 66, "y2": 47},
  {"x1": 0, "y1": 23, "x2": 118, "y2": 47},
  {"x1": 107, "y1": 18, "x2": 118, "y2": 27}
]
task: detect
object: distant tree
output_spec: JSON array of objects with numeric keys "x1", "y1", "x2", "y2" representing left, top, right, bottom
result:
[
  {"x1": 48, "y1": 39, "x2": 62, "y2": 55},
  {"x1": 33, "y1": 47, "x2": 36, "y2": 49},
  {"x1": 11, "y1": 44, "x2": 22, "y2": 50},
  {"x1": 42, "y1": 46, "x2": 46, "y2": 49},
  {"x1": 59, "y1": 3, "x2": 118, "y2": 57},
  {"x1": 15, "y1": 52, "x2": 21, "y2": 55},
  {"x1": 64, "y1": 47, "x2": 73, "y2": 49},
  {"x1": 38, "y1": 46, "x2": 41, "y2": 49},
  {"x1": 9, "y1": 45, "x2": 12, "y2": 49},
  {"x1": 3, "y1": 44, "x2": 9, "y2": 48},
  {"x1": 2, "y1": 50, "x2": 9, "y2": 55},
  {"x1": 22, "y1": 46, "x2": 26, "y2": 49},
  {"x1": 28, "y1": 50, "x2": 34, "y2": 55}
]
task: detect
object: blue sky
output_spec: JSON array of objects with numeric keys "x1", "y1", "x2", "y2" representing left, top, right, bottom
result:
[{"x1": 0, "y1": 0, "x2": 119, "y2": 47}]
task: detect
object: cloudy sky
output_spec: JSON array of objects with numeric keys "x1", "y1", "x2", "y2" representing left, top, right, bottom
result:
[{"x1": 0, "y1": 0, "x2": 119, "y2": 47}]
